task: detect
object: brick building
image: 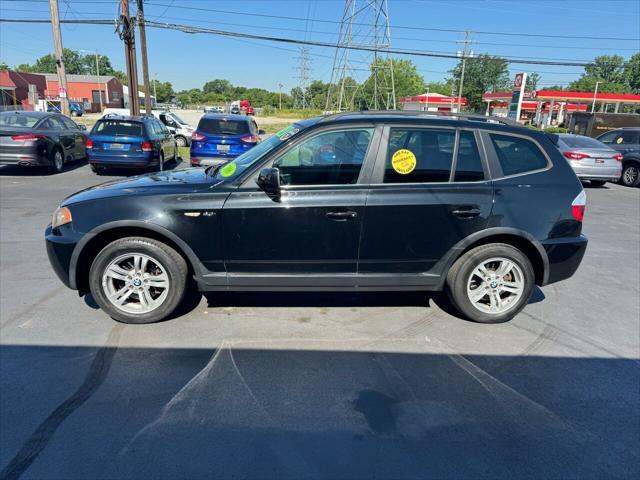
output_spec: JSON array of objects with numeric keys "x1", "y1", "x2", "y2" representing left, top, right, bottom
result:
[{"x1": 43, "y1": 73, "x2": 124, "y2": 112}]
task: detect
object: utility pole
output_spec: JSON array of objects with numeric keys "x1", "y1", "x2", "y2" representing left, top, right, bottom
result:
[
  {"x1": 136, "y1": 0, "x2": 152, "y2": 114},
  {"x1": 457, "y1": 31, "x2": 473, "y2": 112},
  {"x1": 48, "y1": 0, "x2": 69, "y2": 116},
  {"x1": 278, "y1": 83, "x2": 283, "y2": 110},
  {"x1": 591, "y1": 81, "x2": 601, "y2": 113},
  {"x1": 119, "y1": 0, "x2": 139, "y2": 115},
  {"x1": 95, "y1": 51, "x2": 103, "y2": 112}
]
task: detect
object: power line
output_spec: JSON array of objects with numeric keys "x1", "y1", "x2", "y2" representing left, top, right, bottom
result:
[
  {"x1": 141, "y1": 1, "x2": 640, "y2": 42},
  {"x1": 0, "y1": 17, "x2": 605, "y2": 66}
]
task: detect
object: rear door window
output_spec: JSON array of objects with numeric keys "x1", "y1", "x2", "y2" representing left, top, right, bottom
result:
[
  {"x1": 198, "y1": 118, "x2": 249, "y2": 135},
  {"x1": 93, "y1": 120, "x2": 143, "y2": 137},
  {"x1": 617, "y1": 131, "x2": 639, "y2": 145},
  {"x1": 489, "y1": 134, "x2": 548, "y2": 177},
  {"x1": 384, "y1": 128, "x2": 455, "y2": 183},
  {"x1": 597, "y1": 131, "x2": 618, "y2": 144},
  {"x1": 60, "y1": 117, "x2": 79, "y2": 130}
]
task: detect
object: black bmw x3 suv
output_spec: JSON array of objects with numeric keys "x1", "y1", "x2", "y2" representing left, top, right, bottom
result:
[{"x1": 46, "y1": 112, "x2": 588, "y2": 324}]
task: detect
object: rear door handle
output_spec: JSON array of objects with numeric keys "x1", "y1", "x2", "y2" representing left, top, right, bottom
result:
[
  {"x1": 326, "y1": 211, "x2": 358, "y2": 221},
  {"x1": 451, "y1": 206, "x2": 481, "y2": 218}
]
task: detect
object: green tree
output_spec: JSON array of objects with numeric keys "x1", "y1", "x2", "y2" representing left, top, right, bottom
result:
[
  {"x1": 569, "y1": 55, "x2": 629, "y2": 93},
  {"x1": 450, "y1": 54, "x2": 510, "y2": 111},
  {"x1": 624, "y1": 52, "x2": 640, "y2": 93},
  {"x1": 203, "y1": 79, "x2": 233, "y2": 96},
  {"x1": 361, "y1": 58, "x2": 424, "y2": 108},
  {"x1": 152, "y1": 81, "x2": 174, "y2": 103},
  {"x1": 525, "y1": 72, "x2": 541, "y2": 91}
]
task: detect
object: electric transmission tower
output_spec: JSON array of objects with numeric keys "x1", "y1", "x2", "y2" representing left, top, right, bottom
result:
[
  {"x1": 325, "y1": 0, "x2": 396, "y2": 112},
  {"x1": 294, "y1": 47, "x2": 313, "y2": 109}
]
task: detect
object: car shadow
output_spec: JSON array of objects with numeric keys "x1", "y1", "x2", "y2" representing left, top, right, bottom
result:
[{"x1": 0, "y1": 158, "x2": 88, "y2": 176}]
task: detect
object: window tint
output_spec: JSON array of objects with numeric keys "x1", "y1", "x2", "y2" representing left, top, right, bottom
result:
[
  {"x1": 0, "y1": 113, "x2": 41, "y2": 127},
  {"x1": 93, "y1": 120, "x2": 143, "y2": 137},
  {"x1": 60, "y1": 117, "x2": 78, "y2": 130},
  {"x1": 198, "y1": 118, "x2": 249, "y2": 135},
  {"x1": 560, "y1": 135, "x2": 608, "y2": 149},
  {"x1": 490, "y1": 134, "x2": 548, "y2": 177},
  {"x1": 455, "y1": 131, "x2": 485, "y2": 182},
  {"x1": 273, "y1": 128, "x2": 373, "y2": 185},
  {"x1": 618, "y1": 131, "x2": 639, "y2": 144},
  {"x1": 384, "y1": 128, "x2": 455, "y2": 183},
  {"x1": 46, "y1": 116, "x2": 67, "y2": 130},
  {"x1": 597, "y1": 131, "x2": 618, "y2": 144}
]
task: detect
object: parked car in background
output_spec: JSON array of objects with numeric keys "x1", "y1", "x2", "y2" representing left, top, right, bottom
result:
[
  {"x1": 155, "y1": 111, "x2": 194, "y2": 147},
  {"x1": 596, "y1": 127, "x2": 640, "y2": 187},
  {"x1": 204, "y1": 106, "x2": 224, "y2": 114},
  {"x1": 46, "y1": 112, "x2": 588, "y2": 325},
  {"x1": 86, "y1": 115, "x2": 176, "y2": 174},
  {"x1": 190, "y1": 114, "x2": 265, "y2": 167},
  {"x1": 230, "y1": 106, "x2": 241, "y2": 115},
  {"x1": 0, "y1": 110, "x2": 87, "y2": 173},
  {"x1": 47, "y1": 102, "x2": 84, "y2": 117},
  {"x1": 245, "y1": 106, "x2": 255, "y2": 116},
  {"x1": 556, "y1": 134, "x2": 622, "y2": 187}
]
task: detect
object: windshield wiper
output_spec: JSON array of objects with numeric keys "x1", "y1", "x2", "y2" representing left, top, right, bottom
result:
[{"x1": 205, "y1": 162, "x2": 227, "y2": 176}]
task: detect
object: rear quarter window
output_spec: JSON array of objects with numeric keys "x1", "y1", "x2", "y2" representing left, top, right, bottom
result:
[
  {"x1": 489, "y1": 133, "x2": 549, "y2": 177},
  {"x1": 198, "y1": 118, "x2": 249, "y2": 135},
  {"x1": 93, "y1": 121, "x2": 143, "y2": 137}
]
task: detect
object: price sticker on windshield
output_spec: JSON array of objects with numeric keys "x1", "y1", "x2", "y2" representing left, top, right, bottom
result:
[
  {"x1": 220, "y1": 163, "x2": 237, "y2": 177},
  {"x1": 391, "y1": 149, "x2": 417, "y2": 175},
  {"x1": 275, "y1": 125, "x2": 300, "y2": 141}
]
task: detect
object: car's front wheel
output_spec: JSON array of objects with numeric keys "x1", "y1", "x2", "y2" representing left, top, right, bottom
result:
[
  {"x1": 446, "y1": 243, "x2": 535, "y2": 324},
  {"x1": 175, "y1": 136, "x2": 187, "y2": 148},
  {"x1": 50, "y1": 148, "x2": 64, "y2": 174},
  {"x1": 89, "y1": 237, "x2": 188, "y2": 324},
  {"x1": 621, "y1": 162, "x2": 640, "y2": 187}
]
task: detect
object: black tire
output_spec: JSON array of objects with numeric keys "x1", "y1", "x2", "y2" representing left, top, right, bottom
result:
[
  {"x1": 50, "y1": 148, "x2": 64, "y2": 174},
  {"x1": 445, "y1": 243, "x2": 535, "y2": 324},
  {"x1": 590, "y1": 180, "x2": 606, "y2": 187},
  {"x1": 620, "y1": 162, "x2": 640, "y2": 187},
  {"x1": 89, "y1": 237, "x2": 188, "y2": 324},
  {"x1": 90, "y1": 164, "x2": 103, "y2": 174},
  {"x1": 175, "y1": 136, "x2": 187, "y2": 148}
]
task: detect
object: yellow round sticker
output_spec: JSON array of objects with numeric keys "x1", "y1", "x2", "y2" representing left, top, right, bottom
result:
[{"x1": 391, "y1": 149, "x2": 417, "y2": 175}]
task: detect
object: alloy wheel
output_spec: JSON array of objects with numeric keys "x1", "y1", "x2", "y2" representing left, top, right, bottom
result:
[
  {"x1": 101, "y1": 253, "x2": 170, "y2": 314},
  {"x1": 466, "y1": 257, "x2": 525, "y2": 314},
  {"x1": 623, "y1": 165, "x2": 639, "y2": 186},
  {"x1": 54, "y1": 151, "x2": 63, "y2": 172}
]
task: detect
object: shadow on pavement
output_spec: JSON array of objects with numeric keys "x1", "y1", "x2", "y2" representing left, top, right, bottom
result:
[
  {"x1": 0, "y1": 343, "x2": 637, "y2": 479},
  {"x1": 0, "y1": 158, "x2": 88, "y2": 176},
  {"x1": 93, "y1": 157, "x2": 185, "y2": 177}
]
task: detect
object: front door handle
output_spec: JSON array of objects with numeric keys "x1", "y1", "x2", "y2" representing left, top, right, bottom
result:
[
  {"x1": 451, "y1": 206, "x2": 481, "y2": 218},
  {"x1": 326, "y1": 211, "x2": 358, "y2": 221}
]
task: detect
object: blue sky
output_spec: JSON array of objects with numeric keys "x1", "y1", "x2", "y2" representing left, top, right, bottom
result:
[{"x1": 1, "y1": 0, "x2": 639, "y2": 93}]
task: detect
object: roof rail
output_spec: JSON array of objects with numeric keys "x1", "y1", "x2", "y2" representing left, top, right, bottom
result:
[{"x1": 318, "y1": 110, "x2": 523, "y2": 127}]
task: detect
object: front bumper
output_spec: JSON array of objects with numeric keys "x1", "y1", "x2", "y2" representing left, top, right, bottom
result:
[
  {"x1": 45, "y1": 224, "x2": 82, "y2": 289},
  {"x1": 542, "y1": 234, "x2": 588, "y2": 285}
]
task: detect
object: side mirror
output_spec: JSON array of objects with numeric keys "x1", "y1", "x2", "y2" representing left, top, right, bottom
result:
[
  {"x1": 258, "y1": 129, "x2": 266, "y2": 136},
  {"x1": 256, "y1": 167, "x2": 281, "y2": 197}
]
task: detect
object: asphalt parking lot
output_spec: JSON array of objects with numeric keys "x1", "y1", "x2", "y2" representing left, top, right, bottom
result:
[{"x1": 0, "y1": 160, "x2": 638, "y2": 479}]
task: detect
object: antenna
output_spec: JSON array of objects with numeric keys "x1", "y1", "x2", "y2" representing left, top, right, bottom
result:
[{"x1": 325, "y1": 0, "x2": 396, "y2": 112}]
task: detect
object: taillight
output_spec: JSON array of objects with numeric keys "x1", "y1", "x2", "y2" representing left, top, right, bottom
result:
[
  {"x1": 571, "y1": 190, "x2": 586, "y2": 222},
  {"x1": 240, "y1": 135, "x2": 258, "y2": 144},
  {"x1": 85, "y1": 138, "x2": 93, "y2": 149},
  {"x1": 613, "y1": 154, "x2": 623, "y2": 162},
  {"x1": 11, "y1": 134, "x2": 43, "y2": 141},
  {"x1": 563, "y1": 151, "x2": 590, "y2": 160},
  {"x1": 191, "y1": 132, "x2": 206, "y2": 141},
  {"x1": 141, "y1": 141, "x2": 153, "y2": 152}
]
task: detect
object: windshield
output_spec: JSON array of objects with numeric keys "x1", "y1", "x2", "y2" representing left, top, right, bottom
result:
[
  {"x1": 213, "y1": 135, "x2": 283, "y2": 181},
  {"x1": 560, "y1": 135, "x2": 608, "y2": 149},
  {"x1": 168, "y1": 113, "x2": 187, "y2": 125},
  {"x1": 0, "y1": 112, "x2": 42, "y2": 128}
]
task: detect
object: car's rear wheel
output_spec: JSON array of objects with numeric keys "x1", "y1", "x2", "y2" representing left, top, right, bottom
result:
[
  {"x1": 90, "y1": 164, "x2": 103, "y2": 174},
  {"x1": 446, "y1": 243, "x2": 535, "y2": 324},
  {"x1": 175, "y1": 136, "x2": 187, "y2": 148},
  {"x1": 590, "y1": 180, "x2": 606, "y2": 187},
  {"x1": 89, "y1": 237, "x2": 188, "y2": 324},
  {"x1": 50, "y1": 148, "x2": 64, "y2": 174},
  {"x1": 621, "y1": 162, "x2": 640, "y2": 187}
]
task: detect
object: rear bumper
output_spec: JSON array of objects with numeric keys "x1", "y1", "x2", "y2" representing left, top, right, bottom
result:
[
  {"x1": 87, "y1": 151, "x2": 156, "y2": 168},
  {"x1": 573, "y1": 164, "x2": 621, "y2": 182},
  {"x1": 542, "y1": 234, "x2": 588, "y2": 285},
  {"x1": 0, "y1": 152, "x2": 50, "y2": 166}
]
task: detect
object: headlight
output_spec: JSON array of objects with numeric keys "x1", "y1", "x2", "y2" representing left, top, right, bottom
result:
[{"x1": 52, "y1": 207, "x2": 72, "y2": 228}]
